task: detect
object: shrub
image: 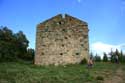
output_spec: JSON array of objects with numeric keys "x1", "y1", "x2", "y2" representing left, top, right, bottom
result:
[
  {"x1": 80, "y1": 58, "x2": 87, "y2": 64},
  {"x1": 96, "y1": 76, "x2": 104, "y2": 81}
]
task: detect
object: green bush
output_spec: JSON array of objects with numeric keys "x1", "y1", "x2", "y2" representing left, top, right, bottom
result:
[
  {"x1": 96, "y1": 76, "x2": 104, "y2": 81},
  {"x1": 80, "y1": 58, "x2": 87, "y2": 64}
]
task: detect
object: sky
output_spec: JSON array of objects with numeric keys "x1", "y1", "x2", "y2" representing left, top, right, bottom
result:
[{"x1": 0, "y1": 0, "x2": 125, "y2": 56}]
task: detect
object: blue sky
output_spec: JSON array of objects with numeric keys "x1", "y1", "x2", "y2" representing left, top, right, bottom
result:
[{"x1": 0, "y1": 0, "x2": 125, "y2": 55}]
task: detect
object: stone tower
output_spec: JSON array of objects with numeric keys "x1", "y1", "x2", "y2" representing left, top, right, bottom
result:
[{"x1": 34, "y1": 14, "x2": 89, "y2": 66}]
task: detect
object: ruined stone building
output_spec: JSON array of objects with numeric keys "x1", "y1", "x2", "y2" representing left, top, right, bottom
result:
[{"x1": 34, "y1": 14, "x2": 89, "y2": 66}]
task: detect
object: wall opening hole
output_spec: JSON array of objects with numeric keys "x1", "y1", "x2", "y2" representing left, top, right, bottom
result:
[
  {"x1": 76, "y1": 53, "x2": 80, "y2": 55},
  {"x1": 59, "y1": 21, "x2": 62, "y2": 25},
  {"x1": 60, "y1": 53, "x2": 63, "y2": 55},
  {"x1": 64, "y1": 37, "x2": 68, "y2": 39},
  {"x1": 62, "y1": 44, "x2": 64, "y2": 47},
  {"x1": 81, "y1": 44, "x2": 84, "y2": 47},
  {"x1": 62, "y1": 29, "x2": 66, "y2": 32},
  {"x1": 41, "y1": 52, "x2": 44, "y2": 55}
]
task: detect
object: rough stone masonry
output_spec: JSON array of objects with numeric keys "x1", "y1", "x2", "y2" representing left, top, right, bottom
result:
[{"x1": 34, "y1": 14, "x2": 89, "y2": 66}]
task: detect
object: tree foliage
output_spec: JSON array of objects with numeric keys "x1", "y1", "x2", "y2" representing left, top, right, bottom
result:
[
  {"x1": 26, "y1": 48, "x2": 35, "y2": 60},
  {"x1": 103, "y1": 52, "x2": 108, "y2": 62},
  {"x1": 90, "y1": 52, "x2": 94, "y2": 59},
  {"x1": 109, "y1": 49, "x2": 125, "y2": 63},
  {"x1": 94, "y1": 54, "x2": 101, "y2": 62},
  {"x1": 0, "y1": 26, "x2": 34, "y2": 62}
]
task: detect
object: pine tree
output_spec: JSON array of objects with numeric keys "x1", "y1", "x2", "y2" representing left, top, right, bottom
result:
[
  {"x1": 109, "y1": 49, "x2": 115, "y2": 63},
  {"x1": 103, "y1": 52, "x2": 108, "y2": 62},
  {"x1": 119, "y1": 50, "x2": 125, "y2": 63},
  {"x1": 94, "y1": 53, "x2": 101, "y2": 62},
  {"x1": 90, "y1": 52, "x2": 94, "y2": 59}
]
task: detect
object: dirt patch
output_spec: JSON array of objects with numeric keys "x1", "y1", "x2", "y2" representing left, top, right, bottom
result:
[{"x1": 103, "y1": 68, "x2": 123, "y2": 83}]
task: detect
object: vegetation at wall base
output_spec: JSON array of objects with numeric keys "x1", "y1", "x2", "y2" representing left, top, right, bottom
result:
[{"x1": 80, "y1": 58, "x2": 87, "y2": 64}]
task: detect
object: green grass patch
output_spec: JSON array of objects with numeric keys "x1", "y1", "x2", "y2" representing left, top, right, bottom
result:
[{"x1": 0, "y1": 62, "x2": 125, "y2": 83}]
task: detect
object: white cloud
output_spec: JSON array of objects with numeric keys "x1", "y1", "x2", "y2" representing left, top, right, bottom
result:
[{"x1": 91, "y1": 42, "x2": 125, "y2": 58}]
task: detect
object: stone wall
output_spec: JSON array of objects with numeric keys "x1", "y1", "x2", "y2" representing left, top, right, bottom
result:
[{"x1": 34, "y1": 14, "x2": 89, "y2": 66}]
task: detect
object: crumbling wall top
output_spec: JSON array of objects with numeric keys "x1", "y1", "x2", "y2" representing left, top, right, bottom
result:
[{"x1": 37, "y1": 14, "x2": 88, "y2": 30}]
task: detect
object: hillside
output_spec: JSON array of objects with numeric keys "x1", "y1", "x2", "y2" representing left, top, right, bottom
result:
[{"x1": 0, "y1": 62, "x2": 125, "y2": 83}]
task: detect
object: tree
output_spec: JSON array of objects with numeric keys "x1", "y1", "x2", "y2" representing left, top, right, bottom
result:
[
  {"x1": 0, "y1": 26, "x2": 30, "y2": 62},
  {"x1": 0, "y1": 27, "x2": 17, "y2": 61},
  {"x1": 108, "y1": 49, "x2": 116, "y2": 63},
  {"x1": 26, "y1": 48, "x2": 35, "y2": 61},
  {"x1": 103, "y1": 52, "x2": 108, "y2": 62},
  {"x1": 14, "y1": 31, "x2": 29, "y2": 59},
  {"x1": 94, "y1": 53, "x2": 101, "y2": 62},
  {"x1": 109, "y1": 49, "x2": 125, "y2": 63},
  {"x1": 119, "y1": 50, "x2": 125, "y2": 63},
  {"x1": 90, "y1": 52, "x2": 94, "y2": 59},
  {"x1": 121, "y1": 55, "x2": 125, "y2": 63}
]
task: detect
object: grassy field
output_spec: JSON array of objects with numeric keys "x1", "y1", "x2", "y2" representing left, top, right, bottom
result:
[{"x1": 0, "y1": 61, "x2": 125, "y2": 83}]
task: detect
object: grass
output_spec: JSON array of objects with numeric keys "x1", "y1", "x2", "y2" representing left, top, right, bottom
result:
[{"x1": 0, "y1": 61, "x2": 125, "y2": 83}]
